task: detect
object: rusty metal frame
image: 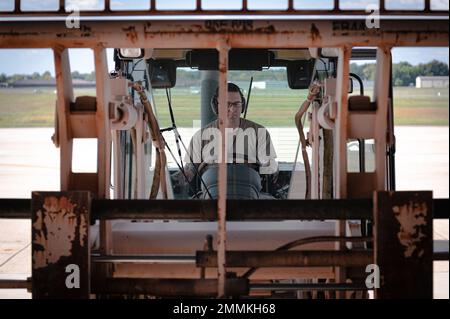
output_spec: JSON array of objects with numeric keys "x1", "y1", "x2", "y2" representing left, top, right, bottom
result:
[
  {"x1": 0, "y1": 20, "x2": 448, "y2": 49},
  {"x1": 216, "y1": 40, "x2": 229, "y2": 298},
  {"x1": 1, "y1": 198, "x2": 449, "y2": 220},
  {"x1": 0, "y1": 6, "x2": 448, "y2": 299},
  {"x1": 333, "y1": 46, "x2": 351, "y2": 298},
  {"x1": 0, "y1": 195, "x2": 448, "y2": 297}
]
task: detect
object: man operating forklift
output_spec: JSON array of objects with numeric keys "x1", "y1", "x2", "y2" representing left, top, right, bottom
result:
[{"x1": 182, "y1": 82, "x2": 278, "y2": 199}]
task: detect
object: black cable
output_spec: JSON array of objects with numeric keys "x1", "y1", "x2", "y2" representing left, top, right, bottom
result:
[
  {"x1": 160, "y1": 134, "x2": 200, "y2": 199},
  {"x1": 243, "y1": 76, "x2": 253, "y2": 119},
  {"x1": 131, "y1": 59, "x2": 144, "y2": 74},
  {"x1": 242, "y1": 236, "x2": 372, "y2": 279},
  {"x1": 175, "y1": 131, "x2": 213, "y2": 199},
  {"x1": 165, "y1": 88, "x2": 185, "y2": 172},
  {"x1": 160, "y1": 89, "x2": 212, "y2": 199}
]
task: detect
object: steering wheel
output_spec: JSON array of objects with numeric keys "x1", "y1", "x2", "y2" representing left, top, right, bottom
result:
[{"x1": 196, "y1": 154, "x2": 261, "y2": 178}]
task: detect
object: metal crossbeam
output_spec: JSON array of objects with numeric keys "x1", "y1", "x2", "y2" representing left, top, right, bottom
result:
[
  {"x1": 91, "y1": 278, "x2": 249, "y2": 297},
  {"x1": 0, "y1": 20, "x2": 447, "y2": 49},
  {"x1": 1, "y1": 198, "x2": 448, "y2": 220},
  {"x1": 196, "y1": 251, "x2": 373, "y2": 267}
]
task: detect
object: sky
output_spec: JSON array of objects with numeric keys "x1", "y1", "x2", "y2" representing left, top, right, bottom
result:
[{"x1": 0, "y1": 47, "x2": 448, "y2": 76}]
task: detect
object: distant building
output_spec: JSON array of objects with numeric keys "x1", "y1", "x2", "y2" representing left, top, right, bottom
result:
[
  {"x1": 415, "y1": 76, "x2": 449, "y2": 88},
  {"x1": 189, "y1": 86, "x2": 200, "y2": 94},
  {"x1": 0, "y1": 82, "x2": 8, "y2": 88},
  {"x1": 251, "y1": 81, "x2": 266, "y2": 90}
]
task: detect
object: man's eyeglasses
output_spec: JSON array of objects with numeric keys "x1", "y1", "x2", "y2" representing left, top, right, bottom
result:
[{"x1": 227, "y1": 101, "x2": 243, "y2": 108}]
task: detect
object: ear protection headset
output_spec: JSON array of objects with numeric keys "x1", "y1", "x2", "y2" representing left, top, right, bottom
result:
[{"x1": 211, "y1": 82, "x2": 246, "y2": 116}]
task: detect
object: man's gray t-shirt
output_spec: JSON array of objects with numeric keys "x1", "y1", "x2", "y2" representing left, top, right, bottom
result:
[{"x1": 184, "y1": 118, "x2": 278, "y2": 174}]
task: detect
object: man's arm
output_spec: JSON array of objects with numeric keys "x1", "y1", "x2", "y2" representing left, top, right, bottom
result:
[
  {"x1": 257, "y1": 127, "x2": 278, "y2": 176},
  {"x1": 182, "y1": 130, "x2": 203, "y2": 183}
]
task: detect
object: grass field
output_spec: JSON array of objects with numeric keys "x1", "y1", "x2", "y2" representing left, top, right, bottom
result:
[{"x1": 0, "y1": 86, "x2": 448, "y2": 128}]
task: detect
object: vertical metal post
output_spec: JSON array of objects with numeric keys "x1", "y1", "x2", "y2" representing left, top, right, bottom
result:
[
  {"x1": 112, "y1": 130, "x2": 123, "y2": 199},
  {"x1": 379, "y1": 0, "x2": 385, "y2": 12},
  {"x1": 288, "y1": 0, "x2": 294, "y2": 10},
  {"x1": 374, "y1": 47, "x2": 391, "y2": 191},
  {"x1": 14, "y1": 0, "x2": 20, "y2": 12},
  {"x1": 311, "y1": 103, "x2": 321, "y2": 199},
  {"x1": 333, "y1": 0, "x2": 339, "y2": 12},
  {"x1": 135, "y1": 108, "x2": 146, "y2": 199},
  {"x1": 334, "y1": 46, "x2": 350, "y2": 199},
  {"x1": 374, "y1": 191, "x2": 433, "y2": 298},
  {"x1": 358, "y1": 138, "x2": 366, "y2": 173},
  {"x1": 387, "y1": 56, "x2": 396, "y2": 191},
  {"x1": 216, "y1": 40, "x2": 229, "y2": 298},
  {"x1": 59, "y1": 0, "x2": 65, "y2": 12},
  {"x1": 93, "y1": 48, "x2": 114, "y2": 284},
  {"x1": 53, "y1": 48, "x2": 74, "y2": 192},
  {"x1": 322, "y1": 130, "x2": 333, "y2": 199},
  {"x1": 334, "y1": 46, "x2": 351, "y2": 298},
  {"x1": 93, "y1": 47, "x2": 112, "y2": 199},
  {"x1": 32, "y1": 191, "x2": 91, "y2": 299}
]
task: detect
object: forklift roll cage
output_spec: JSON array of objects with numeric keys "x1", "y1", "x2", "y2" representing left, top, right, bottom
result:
[{"x1": 0, "y1": 0, "x2": 448, "y2": 299}]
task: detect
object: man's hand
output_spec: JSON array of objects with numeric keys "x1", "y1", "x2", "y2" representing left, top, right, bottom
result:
[
  {"x1": 184, "y1": 163, "x2": 196, "y2": 183},
  {"x1": 171, "y1": 164, "x2": 196, "y2": 187}
]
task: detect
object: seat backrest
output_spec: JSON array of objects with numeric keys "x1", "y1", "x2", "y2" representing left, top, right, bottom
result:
[{"x1": 348, "y1": 95, "x2": 377, "y2": 111}]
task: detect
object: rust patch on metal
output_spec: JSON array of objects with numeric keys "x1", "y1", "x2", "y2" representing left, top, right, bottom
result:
[
  {"x1": 310, "y1": 23, "x2": 321, "y2": 42},
  {"x1": 205, "y1": 20, "x2": 254, "y2": 33},
  {"x1": 331, "y1": 20, "x2": 382, "y2": 38},
  {"x1": 143, "y1": 22, "x2": 152, "y2": 38},
  {"x1": 254, "y1": 25, "x2": 276, "y2": 33},
  {"x1": 80, "y1": 25, "x2": 92, "y2": 38},
  {"x1": 143, "y1": 21, "x2": 274, "y2": 36},
  {"x1": 32, "y1": 191, "x2": 91, "y2": 298},
  {"x1": 374, "y1": 191, "x2": 432, "y2": 299},
  {"x1": 55, "y1": 25, "x2": 91, "y2": 39},
  {"x1": 33, "y1": 195, "x2": 88, "y2": 269},
  {"x1": 0, "y1": 31, "x2": 40, "y2": 37},
  {"x1": 392, "y1": 201, "x2": 428, "y2": 258},
  {"x1": 122, "y1": 26, "x2": 138, "y2": 43}
]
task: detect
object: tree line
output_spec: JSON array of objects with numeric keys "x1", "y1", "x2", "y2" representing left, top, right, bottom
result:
[
  {"x1": 1, "y1": 60, "x2": 447, "y2": 87},
  {"x1": 0, "y1": 71, "x2": 95, "y2": 84},
  {"x1": 350, "y1": 59, "x2": 448, "y2": 86}
]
